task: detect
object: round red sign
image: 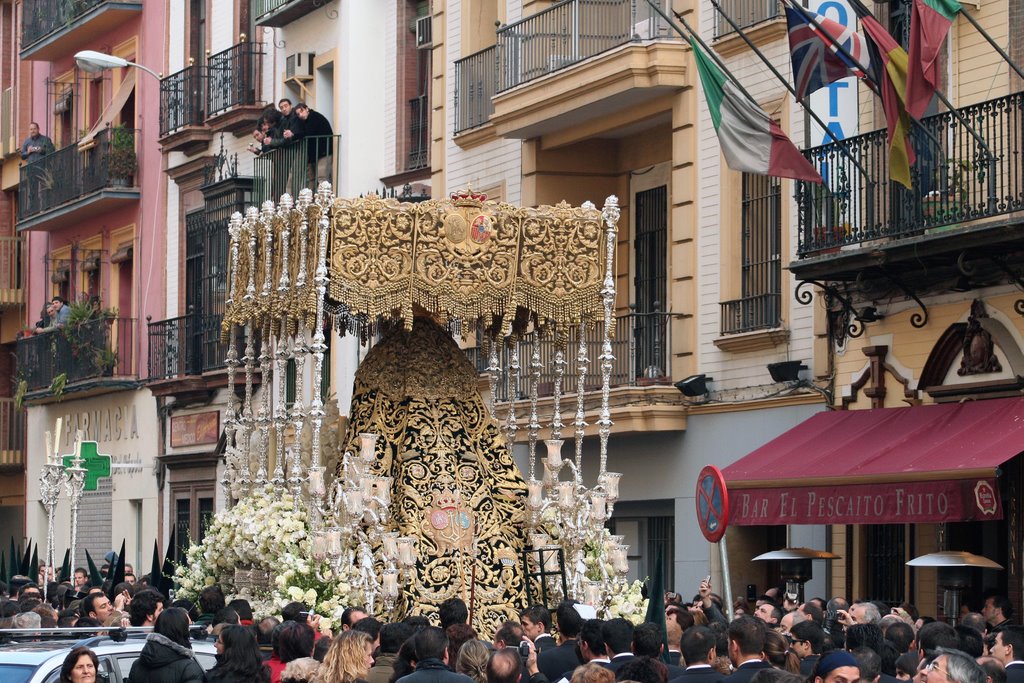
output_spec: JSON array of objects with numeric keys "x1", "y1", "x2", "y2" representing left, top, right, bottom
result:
[{"x1": 696, "y1": 465, "x2": 730, "y2": 543}]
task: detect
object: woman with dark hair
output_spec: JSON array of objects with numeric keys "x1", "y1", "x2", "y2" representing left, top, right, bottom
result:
[
  {"x1": 208, "y1": 625, "x2": 270, "y2": 683},
  {"x1": 60, "y1": 646, "x2": 99, "y2": 683},
  {"x1": 128, "y1": 606, "x2": 206, "y2": 683},
  {"x1": 268, "y1": 621, "x2": 316, "y2": 683}
]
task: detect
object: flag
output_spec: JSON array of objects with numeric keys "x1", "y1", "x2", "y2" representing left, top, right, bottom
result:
[
  {"x1": 783, "y1": 0, "x2": 872, "y2": 99},
  {"x1": 907, "y1": 0, "x2": 960, "y2": 118},
  {"x1": 852, "y1": 1, "x2": 916, "y2": 188},
  {"x1": 643, "y1": 546, "x2": 671, "y2": 665},
  {"x1": 690, "y1": 37, "x2": 822, "y2": 183}
]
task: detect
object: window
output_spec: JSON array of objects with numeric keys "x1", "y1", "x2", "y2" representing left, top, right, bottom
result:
[
  {"x1": 713, "y1": 0, "x2": 782, "y2": 39},
  {"x1": 721, "y1": 172, "x2": 781, "y2": 334},
  {"x1": 174, "y1": 488, "x2": 215, "y2": 562},
  {"x1": 633, "y1": 185, "x2": 669, "y2": 378},
  {"x1": 865, "y1": 524, "x2": 906, "y2": 606}
]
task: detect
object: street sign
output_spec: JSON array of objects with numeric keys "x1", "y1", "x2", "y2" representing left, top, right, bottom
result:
[
  {"x1": 62, "y1": 441, "x2": 112, "y2": 492},
  {"x1": 696, "y1": 465, "x2": 729, "y2": 543}
]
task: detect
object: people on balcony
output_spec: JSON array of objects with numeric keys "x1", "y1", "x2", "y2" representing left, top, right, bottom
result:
[
  {"x1": 20, "y1": 121, "x2": 54, "y2": 163},
  {"x1": 33, "y1": 296, "x2": 70, "y2": 334},
  {"x1": 294, "y1": 103, "x2": 334, "y2": 187}
]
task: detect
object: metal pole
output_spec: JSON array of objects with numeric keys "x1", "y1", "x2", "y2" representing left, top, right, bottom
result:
[
  {"x1": 958, "y1": 8, "x2": 1024, "y2": 81},
  {"x1": 719, "y1": 538, "x2": 735, "y2": 621}
]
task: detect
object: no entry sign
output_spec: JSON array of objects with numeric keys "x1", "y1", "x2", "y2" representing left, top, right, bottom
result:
[{"x1": 696, "y1": 465, "x2": 730, "y2": 543}]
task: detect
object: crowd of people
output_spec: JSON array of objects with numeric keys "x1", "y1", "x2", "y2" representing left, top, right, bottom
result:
[{"x1": 3, "y1": 567, "x2": 1022, "y2": 683}]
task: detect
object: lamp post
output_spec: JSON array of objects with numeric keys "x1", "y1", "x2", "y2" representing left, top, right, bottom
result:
[{"x1": 74, "y1": 50, "x2": 161, "y2": 80}]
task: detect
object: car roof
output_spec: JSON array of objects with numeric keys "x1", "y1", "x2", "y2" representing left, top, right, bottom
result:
[{"x1": 0, "y1": 633, "x2": 217, "y2": 665}]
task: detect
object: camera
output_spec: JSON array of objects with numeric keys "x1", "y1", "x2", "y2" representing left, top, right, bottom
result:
[
  {"x1": 518, "y1": 641, "x2": 531, "y2": 659},
  {"x1": 823, "y1": 608, "x2": 838, "y2": 634}
]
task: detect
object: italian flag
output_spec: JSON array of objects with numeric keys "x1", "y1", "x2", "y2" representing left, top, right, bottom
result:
[
  {"x1": 690, "y1": 37, "x2": 822, "y2": 184},
  {"x1": 907, "y1": 0, "x2": 961, "y2": 119}
]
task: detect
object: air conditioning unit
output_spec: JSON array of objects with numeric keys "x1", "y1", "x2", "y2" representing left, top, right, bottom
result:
[
  {"x1": 286, "y1": 52, "x2": 315, "y2": 82},
  {"x1": 415, "y1": 15, "x2": 432, "y2": 49}
]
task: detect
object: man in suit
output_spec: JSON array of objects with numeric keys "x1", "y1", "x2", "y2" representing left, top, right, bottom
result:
[
  {"x1": 985, "y1": 597, "x2": 1015, "y2": 631},
  {"x1": 538, "y1": 601, "x2": 584, "y2": 681},
  {"x1": 666, "y1": 620, "x2": 684, "y2": 667},
  {"x1": 632, "y1": 622, "x2": 685, "y2": 679},
  {"x1": 791, "y1": 619, "x2": 826, "y2": 677},
  {"x1": 991, "y1": 626, "x2": 1024, "y2": 683},
  {"x1": 522, "y1": 605, "x2": 557, "y2": 653},
  {"x1": 669, "y1": 625, "x2": 722, "y2": 683},
  {"x1": 601, "y1": 618, "x2": 636, "y2": 673},
  {"x1": 723, "y1": 616, "x2": 772, "y2": 683}
]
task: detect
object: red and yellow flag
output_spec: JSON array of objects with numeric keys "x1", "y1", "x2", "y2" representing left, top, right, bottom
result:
[{"x1": 907, "y1": 0, "x2": 961, "y2": 119}]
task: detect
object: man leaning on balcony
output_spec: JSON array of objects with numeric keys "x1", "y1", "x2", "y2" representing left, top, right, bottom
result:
[{"x1": 34, "y1": 296, "x2": 69, "y2": 334}]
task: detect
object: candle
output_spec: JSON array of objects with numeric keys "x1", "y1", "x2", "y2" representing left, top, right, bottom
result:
[
  {"x1": 361, "y1": 475, "x2": 376, "y2": 500},
  {"x1": 600, "y1": 472, "x2": 622, "y2": 501},
  {"x1": 347, "y1": 489, "x2": 364, "y2": 516},
  {"x1": 308, "y1": 467, "x2": 326, "y2": 497},
  {"x1": 397, "y1": 537, "x2": 416, "y2": 566},
  {"x1": 558, "y1": 482, "x2": 574, "y2": 508},
  {"x1": 312, "y1": 531, "x2": 327, "y2": 561},
  {"x1": 530, "y1": 533, "x2": 550, "y2": 550},
  {"x1": 584, "y1": 581, "x2": 603, "y2": 606},
  {"x1": 541, "y1": 545, "x2": 561, "y2": 572},
  {"x1": 544, "y1": 439, "x2": 563, "y2": 468},
  {"x1": 376, "y1": 477, "x2": 393, "y2": 505},
  {"x1": 614, "y1": 544, "x2": 630, "y2": 574},
  {"x1": 383, "y1": 570, "x2": 399, "y2": 597},
  {"x1": 382, "y1": 532, "x2": 400, "y2": 560},
  {"x1": 590, "y1": 493, "x2": 607, "y2": 521},
  {"x1": 527, "y1": 480, "x2": 543, "y2": 509},
  {"x1": 358, "y1": 433, "x2": 378, "y2": 462},
  {"x1": 326, "y1": 527, "x2": 342, "y2": 557}
]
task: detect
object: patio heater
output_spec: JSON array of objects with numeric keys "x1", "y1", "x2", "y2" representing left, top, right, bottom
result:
[
  {"x1": 906, "y1": 551, "x2": 1003, "y2": 624},
  {"x1": 753, "y1": 547, "x2": 840, "y2": 604}
]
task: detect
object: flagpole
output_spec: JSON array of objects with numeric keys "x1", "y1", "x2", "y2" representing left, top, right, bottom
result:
[
  {"x1": 957, "y1": 7, "x2": 1024, "y2": 81},
  {"x1": 699, "y1": 0, "x2": 873, "y2": 180}
]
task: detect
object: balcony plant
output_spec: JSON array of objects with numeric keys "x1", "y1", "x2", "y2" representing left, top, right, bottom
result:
[
  {"x1": 923, "y1": 159, "x2": 971, "y2": 224},
  {"x1": 107, "y1": 124, "x2": 137, "y2": 186}
]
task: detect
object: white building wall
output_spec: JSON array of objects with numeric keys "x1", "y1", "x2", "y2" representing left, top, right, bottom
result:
[
  {"x1": 383, "y1": 0, "x2": 398, "y2": 179},
  {"x1": 694, "y1": 15, "x2": 817, "y2": 393}
]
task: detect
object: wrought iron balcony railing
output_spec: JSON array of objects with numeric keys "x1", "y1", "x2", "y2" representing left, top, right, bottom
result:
[
  {"x1": 253, "y1": 0, "x2": 318, "y2": 25},
  {"x1": 16, "y1": 316, "x2": 136, "y2": 393},
  {"x1": 464, "y1": 312, "x2": 674, "y2": 401},
  {"x1": 720, "y1": 292, "x2": 781, "y2": 335},
  {"x1": 454, "y1": 46, "x2": 498, "y2": 134},
  {"x1": 253, "y1": 135, "x2": 341, "y2": 202},
  {"x1": 408, "y1": 95, "x2": 429, "y2": 171},
  {"x1": 453, "y1": 0, "x2": 674, "y2": 133},
  {"x1": 160, "y1": 64, "x2": 205, "y2": 136},
  {"x1": 797, "y1": 91, "x2": 1024, "y2": 256},
  {"x1": 206, "y1": 42, "x2": 264, "y2": 119},
  {"x1": 147, "y1": 313, "x2": 231, "y2": 380},
  {"x1": 713, "y1": 0, "x2": 781, "y2": 39},
  {"x1": 22, "y1": 0, "x2": 104, "y2": 48},
  {"x1": 17, "y1": 126, "x2": 138, "y2": 224}
]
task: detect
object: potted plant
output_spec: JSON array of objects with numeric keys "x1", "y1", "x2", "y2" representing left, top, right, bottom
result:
[
  {"x1": 107, "y1": 124, "x2": 137, "y2": 185},
  {"x1": 924, "y1": 159, "x2": 971, "y2": 227},
  {"x1": 94, "y1": 347, "x2": 118, "y2": 376}
]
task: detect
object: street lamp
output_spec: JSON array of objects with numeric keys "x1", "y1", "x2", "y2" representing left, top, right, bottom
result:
[{"x1": 74, "y1": 50, "x2": 160, "y2": 80}]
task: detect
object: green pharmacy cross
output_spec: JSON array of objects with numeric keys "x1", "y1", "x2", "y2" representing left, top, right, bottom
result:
[{"x1": 62, "y1": 441, "x2": 112, "y2": 492}]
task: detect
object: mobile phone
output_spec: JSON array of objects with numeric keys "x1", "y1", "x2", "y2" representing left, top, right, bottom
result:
[
  {"x1": 704, "y1": 575, "x2": 712, "y2": 585},
  {"x1": 746, "y1": 584, "x2": 757, "y2": 602},
  {"x1": 518, "y1": 641, "x2": 531, "y2": 658}
]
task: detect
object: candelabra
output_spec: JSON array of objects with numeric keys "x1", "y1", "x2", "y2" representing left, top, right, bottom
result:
[
  {"x1": 63, "y1": 431, "x2": 88, "y2": 582},
  {"x1": 525, "y1": 438, "x2": 625, "y2": 608},
  {"x1": 39, "y1": 426, "x2": 64, "y2": 600},
  {"x1": 310, "y1": 433, "x2": 417, "y2": 617}
]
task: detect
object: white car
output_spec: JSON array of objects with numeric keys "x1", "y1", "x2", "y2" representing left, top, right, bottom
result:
[{"x1": 0, "y1": 629, "x2": 218, "y2": 683}]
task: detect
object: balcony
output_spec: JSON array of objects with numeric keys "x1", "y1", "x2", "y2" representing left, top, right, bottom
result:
[
  {"x1": 253, "y1": 0, "x2": 320, "y2": 28},
  {"x1": 159, "y1": 64, "x2": 212, "y2": 155},
  {"x1": 15, "y1": 316, "x2": 137, "y2": 404},
  {"x1": 713, "y1": 0, "x2": 781, "y2": 39},
  {"x1": 0, "y1": 236, "x2": 25, "y2": 310},
  {"x1": 465, "y1": 312, "x2": 686, "y2": 436},
  {"x1": 21, "y1": 0, "x2": 143, "y2": 61},
  {"x1": 791, "y1": 91, "x2": 1024, "y2": 293},
  {"x1": 453, "y1": 0, "x2": 685, "y2": 141},
  {"x1": 407, "y1": 95, "x2": 429, "y2": 171},
  {"x1": 0, "y1": 398, "x2": 25, "y2": 470},
  {"x1": 205, "y1": 42, "x2": 266, "y2": 135},
  {"x1": 17, "y1": 126, "x2": 140, "y2": 232},
  {"x1": 253, "y1": 135, "x2": 341, "y2": 202}
]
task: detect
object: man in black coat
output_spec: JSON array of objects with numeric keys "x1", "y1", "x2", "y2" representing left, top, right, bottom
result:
[
  {"x1": 601, "y1": 618, "x2": 636, "y2": 673},
  {"x1": 538, "y1": 601, "x2": 585, "y2": 681},
  {"x1": 670, "y1": 626, "x2": 723, "y2": 683},
  {"x1": 723, "y1": 616, "x2": 772, "y2": 683},
  {"x1": 791, "y1": 619, "x2": 826, "y2": 677},
  {"x1": 992, "y1": 626, "x2": 1024, "y2": 683},
  {"x1": 522, "y1": 604, "x2": 557, "y2": 653},
  {"x1": 399, "y1": 626, "x2": 476, "y2": 683},
  {"x1": 294, "y1": 102, "x2": 334, "y2": 187}
]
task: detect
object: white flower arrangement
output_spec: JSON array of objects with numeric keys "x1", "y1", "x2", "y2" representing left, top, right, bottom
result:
[
  {"x1": 605, "y1": 578, "x2": 649, "y2": 623},
  {"x1": 271, "y1": 551, "x2": 363, "y2": 629}
]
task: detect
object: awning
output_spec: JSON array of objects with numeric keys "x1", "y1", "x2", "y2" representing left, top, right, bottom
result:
[
  {"x1": 721, "y1": 397, "x2": 1024, "y2": 525},
  {"x1": 79, "y1": 70, "x2": 136, "y2": 148}
]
